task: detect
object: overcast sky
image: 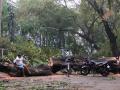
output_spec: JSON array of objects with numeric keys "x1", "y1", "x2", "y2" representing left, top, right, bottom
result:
[
  {"x1": 11, "y1": 0, "x2": 17, "y2": 2},
  {"x1": 11, "y1": 0, "x2": 81, "y2": 7},
  {"x1": 60, "y1": 0, "x2": 81, "y2": 8},
  {"x1": 12, "y1": 0, "x2": 80, "y2": 3}
]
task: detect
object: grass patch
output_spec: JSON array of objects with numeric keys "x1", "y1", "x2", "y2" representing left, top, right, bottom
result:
[
  {"x1": 0, "y1": 81, "x2": 6, "y2": 90},
  {"x1": 29, "y1": 81, "x2": 68, "y2": 90}
]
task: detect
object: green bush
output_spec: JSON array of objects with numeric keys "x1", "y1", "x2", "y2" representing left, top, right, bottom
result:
[{"x1": 9, "y1": 38, "x2": 61, "y2": 65}]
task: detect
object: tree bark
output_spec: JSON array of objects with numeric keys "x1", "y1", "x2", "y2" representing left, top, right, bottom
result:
[
  {"x1": 86, "y1": 0, "x2": 119, "y2": 56},
  {"x1": 0, "y1": 0, "x2": 3, "y2": 37},
  {"x1": 102, "y1": 20, "x2": 119, "y2": 56}
]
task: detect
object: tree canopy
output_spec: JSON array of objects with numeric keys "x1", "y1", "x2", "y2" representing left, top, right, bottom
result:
[{"x1": 0, "y1": 0, "x2": 120, "y2": 65}]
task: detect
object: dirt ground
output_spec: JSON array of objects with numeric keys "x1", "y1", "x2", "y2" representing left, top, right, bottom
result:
[{"x1": 0, "y1": 72, "x2": 120, "y2": 90}]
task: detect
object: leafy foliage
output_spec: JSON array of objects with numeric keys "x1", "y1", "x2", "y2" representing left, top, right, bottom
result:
[
  {"x1": 0, "y1": 37, "x2": 60, "y2": 65},
  {"x1": 1, "y1": 0, "x2": 120, "y2": 65}
]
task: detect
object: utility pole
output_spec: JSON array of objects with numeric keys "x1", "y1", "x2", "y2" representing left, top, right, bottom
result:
[{"x1": 0, "y1": 0, "x2": 3, "y2": 37}]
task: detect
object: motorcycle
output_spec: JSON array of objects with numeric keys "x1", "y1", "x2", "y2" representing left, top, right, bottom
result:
[
  {"x1": 80, "y1": 59, "x2": 110, "y2": 76},
  {"x1": 107, "y1": 60, "x2": 120, "y2": 74}
]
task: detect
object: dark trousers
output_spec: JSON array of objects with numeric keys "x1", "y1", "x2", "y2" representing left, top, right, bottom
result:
[{"x1": 17, "y1": 67, "x2": 25, "y2": 77}]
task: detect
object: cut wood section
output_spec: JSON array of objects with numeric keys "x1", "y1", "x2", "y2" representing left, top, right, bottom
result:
[
  {"x1": 28, "y1": 64, "x2": 53, "y2": 76},
  {"x1": 48, "y1": 57, "x2": 65, "y2": 66},
  {"x1": 99, "y1": 57, "x2": 118, "y2": 61},
  {"x1": 48, "y1": 56, "x2": 83, "y2": 66}
]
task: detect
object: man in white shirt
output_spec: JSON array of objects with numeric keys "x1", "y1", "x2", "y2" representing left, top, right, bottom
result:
[
  {"x1": 13, "y1": 54, "x2": 25, "y2": 76},
  {"x1": 13, "y1": 54, "x2": 25, "y2": 68}
]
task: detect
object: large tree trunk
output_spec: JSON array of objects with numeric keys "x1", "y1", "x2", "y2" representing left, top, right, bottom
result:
[
  {"x1": 0, "y1": 63, "x2": 52, "y2": 76},
  {"x1": 0, "y1": 0, "x2": 3, "y2": 37},
  {"x1": 8, "y1": 4, "x2": 15, "y2": 42},
  {"x1": 27, "y1": 64, "x2": 53, "y2": 76},
  {"x1": 86, "y1": 0, "x2": 119, "y2": 56},
  {"x1": 102, "y1": 20, "x2": 119, "y2": 56}
]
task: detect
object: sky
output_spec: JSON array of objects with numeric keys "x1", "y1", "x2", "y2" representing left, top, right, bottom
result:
[
  {"x1": 58, "y1": 0, "x2": 81, "y2": 8},
  {"x1": 11, "y1": 0, "x2": 80, "y2": 4},
  {"x1": 12, "y1": 0, "x2": 17, "y2": 2},
  {"x1": 11, "y1": 0, "x2": 81, "y2": 8}
]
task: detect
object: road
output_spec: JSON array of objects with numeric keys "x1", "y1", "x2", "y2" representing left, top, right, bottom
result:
[{"x1": 0, "y1": 73, "x2": 120, "y2": 90}]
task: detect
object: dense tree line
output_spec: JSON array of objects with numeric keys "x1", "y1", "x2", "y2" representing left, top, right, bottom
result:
[{"x1": 0, "y1": 0, "x2": 120, "y2": 65}]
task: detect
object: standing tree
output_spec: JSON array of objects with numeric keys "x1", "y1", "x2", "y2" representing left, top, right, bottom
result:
[
  {"x1": 85, "y1": 0, "x2": 120, "y2": 56},
  {"x1": 0, "y1": 0, "x2": 3, "y2": 37}
]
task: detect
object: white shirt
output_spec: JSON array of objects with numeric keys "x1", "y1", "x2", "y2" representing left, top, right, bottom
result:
[{"x1": 13, "y1": 56, "x2": 24, "y2": 65}]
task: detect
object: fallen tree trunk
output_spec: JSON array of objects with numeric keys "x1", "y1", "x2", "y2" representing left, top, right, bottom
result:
[
  {"x1": 48, "y1": 56, "x2": 83, "y2": 66},
  {"x1": 48, "y1": 56, "x2": 84, "y2": 73},
  {"x1": 48, "y1": 57, "x2": 65, "y2": 67},
  {"x1": 0, "y1": 56, "x2": 84, "y2": 76},
  {"x1": 0, "y1": 63, "x2": 53, "y2": 76},
  {"x1": 27, "y1": 64, "x2": 52, "y2": 76}
]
